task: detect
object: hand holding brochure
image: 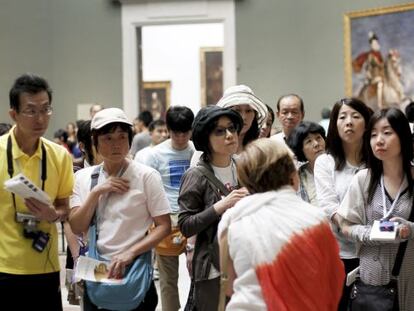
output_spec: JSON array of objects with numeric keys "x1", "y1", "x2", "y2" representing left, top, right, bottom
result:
[
  {"x1": 75, "y1": 256, "x2": 122, "y2": 284},
  {"x1": 369, "y1": 220, "x2": 398, "y2": 241},
  {"x1": 4, "y1": 173, "x2": 51, "y2": 205}
]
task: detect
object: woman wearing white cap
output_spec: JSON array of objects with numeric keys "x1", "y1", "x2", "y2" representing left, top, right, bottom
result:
[
  {"x1": 69, "y1": 108, "x2": 171, "y2": 311},
  {"x1": 217, "y1": 84, "x2": 268, "y2": 153}
]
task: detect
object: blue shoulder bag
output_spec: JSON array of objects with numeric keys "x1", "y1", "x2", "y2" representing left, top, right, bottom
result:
[{"x1": 85, "y1": 166, "x2": 153, "y2": 311}]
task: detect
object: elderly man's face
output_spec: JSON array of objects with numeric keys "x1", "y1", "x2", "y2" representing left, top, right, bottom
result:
[{"x1": 277, "y1": 96, "x2": 304, "y2": 135}]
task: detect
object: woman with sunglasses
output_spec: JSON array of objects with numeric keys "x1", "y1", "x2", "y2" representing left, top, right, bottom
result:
[
  {"x1": 178, "y1": 106, "x2": 249, "y2": 311},
  {"x1": 216, "y1": 84, "x2": 268, "y2": 153},
  {"x1": 190, "y1": 85, "x2": 267, "y2": 168},
  {"x1": 314, "y1": 98, "x2": 373, "y2": 310}
]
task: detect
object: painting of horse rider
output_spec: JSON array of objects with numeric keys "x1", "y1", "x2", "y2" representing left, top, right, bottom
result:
[{"x1": 344, "y1": 3, "x2": 414, "y2": 112}]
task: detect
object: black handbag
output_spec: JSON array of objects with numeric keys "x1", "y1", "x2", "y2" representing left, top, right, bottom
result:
[
  {"x1": 349, "y1": 198, "x2": 414, "y2": 311},
  {"x1": 349, "y1": 278, "x2": 399, "y2": 311}
]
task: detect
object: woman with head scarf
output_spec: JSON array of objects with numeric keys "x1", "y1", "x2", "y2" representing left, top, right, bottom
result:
[{"x1": 218, "y1": 139, "x2": 344, "y2": 310}]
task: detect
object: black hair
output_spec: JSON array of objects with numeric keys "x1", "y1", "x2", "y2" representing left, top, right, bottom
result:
[
  {"x1": 326, "y1": 97, "x2": 373, "y2": 170},
  {"x1": 54, "y1": 129, "x2": 68, "y2": 143},
  {"x1": 0, "y1": 123, "x2": 12, "y2": 136},
  {"x1": 138, "y1": 110, "x2": 153, "y2": 128},
  {"x1": 166, "y1": 106, "x2": 194, "y2": 132},
  {"x1": 9, "y1": 73, "x2": 52, "y2": 111},
  {"x1": 366, "y1": 108, "x2": 413, "y2": 203},
  {"x1": 369, "y1": 33, "x2": 379, "y2": 44},
  {"x1": 405, "y1": 102, "x2": 414, "y2": 123},
  {"x1": 266, "y1": 104, "x2": 275, "y2": 124},
  {"x1": 243, "y1": 118, "x2": 260, "y2": 145},
  {"x1": 92, "y1": 122, "x2": 134, "y2": 150},
  {"x1": 263, "y1": 105, "x2": 275, "y2": 138},
  {"x1": 276, "y1": 94, "x2": 304, "y2": 114},
  {"x1": 200, "y1": 115, "x2": 242, "y2": 162},
  {"x1": 76, "y1": 120, "x2": 94, "y2": 165},
  {"x1": 149, "y1": 119, "x2": 166, "y2": 132},
  {"x1": 286, "y1": 121, "x2": 326, "y2": 162}
]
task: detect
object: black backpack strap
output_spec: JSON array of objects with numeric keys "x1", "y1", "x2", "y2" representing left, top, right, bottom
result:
[
  {"x1": 391, "y1": 194, "x2": 414, "y2": 277},
  {"x1": 195, "y1": 164, "x2": 230, "y2": 197}
]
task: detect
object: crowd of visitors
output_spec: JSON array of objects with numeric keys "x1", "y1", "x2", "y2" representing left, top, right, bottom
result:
[{"x1": 1, "y1": 72, "x2": 414, "y2": 311}]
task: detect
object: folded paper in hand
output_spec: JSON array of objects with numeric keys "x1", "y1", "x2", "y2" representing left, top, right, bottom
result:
[
  {"x1": 4, "y1": 173, "x2": 51, "y2": 205},
  {"x1": 75, "y1": 256, "x2": 122, "y2": 284}
]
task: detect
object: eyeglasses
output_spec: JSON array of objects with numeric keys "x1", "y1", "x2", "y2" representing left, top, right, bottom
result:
[
  {"x1": 212, "y1": 125, "x2": 238, "y2": 136},
  {"x1": 19, "y1": 106, "x2": 53, "y2": 118}
]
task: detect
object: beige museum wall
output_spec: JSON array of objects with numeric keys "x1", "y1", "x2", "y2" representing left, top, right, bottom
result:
[
  {"x1": 0, "y1": 0, "x2": 410, "y2": 137},
  {"x1": 0, "y1": 0, "x2": 122, "y2": 138},
  {"x1": 235, "y1": 0, "x2": 410, "y2": 124}
]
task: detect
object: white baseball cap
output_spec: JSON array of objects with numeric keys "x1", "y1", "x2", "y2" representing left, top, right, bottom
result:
[{"x1": 91, "y1": 108, "x2": 132, "y2": 130}]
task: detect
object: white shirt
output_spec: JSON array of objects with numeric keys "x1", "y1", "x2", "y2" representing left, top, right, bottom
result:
[
  {"x1": 211, "y1": 162, "x2": 237, "y2": 192},
  {"x1": 70, "y1": 162, "x2": 170, "y2": 258},
  {"x1": 134, "y1": 145, "x2": 154, "y2": 165},
  {"x1": 218, "y1": 188, "x2": 341, "y2": 310},
  {"x1": 270, "y1": 131, "x2": 286, "y2": 145},
  {"x1": 314, "y1": 153, "x2": 362, "y2": 259}
]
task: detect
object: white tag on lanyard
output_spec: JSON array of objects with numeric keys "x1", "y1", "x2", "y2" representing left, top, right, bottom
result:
[{"x1": 380, "y1": 175, "x2": 403, "y2": 220}]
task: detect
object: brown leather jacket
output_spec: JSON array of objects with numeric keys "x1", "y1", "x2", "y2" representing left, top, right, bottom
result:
[{"x1": 178, "y1": 160, "x2": 224, "y2": 282}]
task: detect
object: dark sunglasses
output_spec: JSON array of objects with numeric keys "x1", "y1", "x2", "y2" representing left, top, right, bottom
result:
[{"x1": 212, "y1": 124, "x2": 238, "y2": 136}]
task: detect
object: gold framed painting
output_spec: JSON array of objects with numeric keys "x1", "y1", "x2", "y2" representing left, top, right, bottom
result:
[
  {"x1": 200, "y1": 47, "x2": 223, "y2": 107},
  {"x1": 344, "y1": 3, "x2": 414, "y2": 112},
  {"x1": 141, "y1": 81, "x2": 171, "y2": 120}
]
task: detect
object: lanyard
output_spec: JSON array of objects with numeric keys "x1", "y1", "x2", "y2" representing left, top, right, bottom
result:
[
  {"x1": 7, "y1": 135, "x2": 47, "y2": 213},
  {"x1": 380, "y1": 174, "x2": 403, "y2": 220}
]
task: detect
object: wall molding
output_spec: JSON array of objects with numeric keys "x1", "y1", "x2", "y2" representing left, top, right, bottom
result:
[{"x1": 119, "y1": 0, "x2": 235, "y2": 117}]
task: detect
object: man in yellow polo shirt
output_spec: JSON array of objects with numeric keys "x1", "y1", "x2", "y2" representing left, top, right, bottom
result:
[{"x1": 0, "y1": 73, "x2": 74, "y2": 310}]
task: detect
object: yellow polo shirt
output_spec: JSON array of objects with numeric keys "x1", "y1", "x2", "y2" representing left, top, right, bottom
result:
[{"x1": 0, "y1": 129, "x2": 74, "y2": 274}]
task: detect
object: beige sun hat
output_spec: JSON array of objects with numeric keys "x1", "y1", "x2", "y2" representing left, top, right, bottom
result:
[{"x1": 216, "y1": 84, "x2": 268, "y2": 126}]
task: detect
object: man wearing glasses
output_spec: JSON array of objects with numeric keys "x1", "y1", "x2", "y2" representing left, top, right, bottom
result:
[{"x1": 0, "y1": 73, "x2": 74, "y2": 310}]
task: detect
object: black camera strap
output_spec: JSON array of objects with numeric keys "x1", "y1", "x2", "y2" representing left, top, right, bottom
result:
[{"x1": 7, "y1": 135, "x2": 47, "y2": 214}]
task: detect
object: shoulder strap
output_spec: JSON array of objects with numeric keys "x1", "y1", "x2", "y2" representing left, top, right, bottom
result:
[
  {"x1": 195, "y1": 164, "x2": 230, "y2": 197},
  {"x1": 90, "y1": 165, "x2": 101, "y2": 190},
  {"x1": 391, "y1": 194, "x2": 414, "y2": 277},
  {"x1": 89, "y1": 165, "x2": 101, "y2": 227},
  {"x1": 218, "y1": 229, "x2": 230, "y2": 311}
]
